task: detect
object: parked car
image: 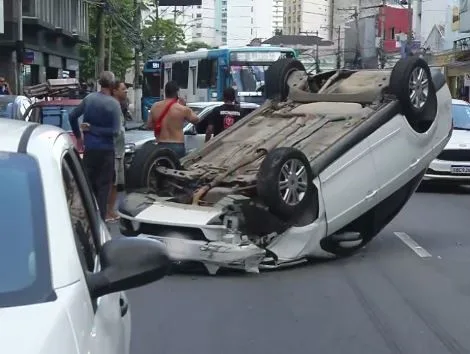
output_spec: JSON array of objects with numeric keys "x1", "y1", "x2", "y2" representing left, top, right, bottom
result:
[
  {"x1": 118, "y1": 57, "x2": 452, "y2": 275},
  {"x1": 124, "y1": 101, "x2": 259, "y2": 188},
  {"x1": 0, "y1": 119, "x2": 169, "y2": 354},
  {"x1": 26, "y1": 98, "x2": 85, "y2": 154},
  {"x1": 423, "y1": 99, "x2": 470, "y2": 184},
  {"x1": 0, "y1": 95, "x2": 33, "y2": 120}
]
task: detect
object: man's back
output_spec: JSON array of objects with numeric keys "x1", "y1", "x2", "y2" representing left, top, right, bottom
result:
[
  {"x1": 70, "y1": 91, "x2": 121, "y2": 150},
  {"x1": 150, "y1": 99, "x2": 187, "y2": 143}
]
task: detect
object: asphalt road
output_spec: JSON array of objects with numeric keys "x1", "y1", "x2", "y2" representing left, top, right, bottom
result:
[{"x1": 122, "y1": 184, "x2": 470, "y2": 354}]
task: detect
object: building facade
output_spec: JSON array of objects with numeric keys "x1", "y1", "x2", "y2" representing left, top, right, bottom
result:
[
  {"x1": 0, "y1": 0, "x2": 88, "y2": 93},
  {"x1": 272, "y1": 0, "x2": 283, "y2": 35},
  {"x1": 283, "y1": 0, "x2": 330, "y2": 39}
]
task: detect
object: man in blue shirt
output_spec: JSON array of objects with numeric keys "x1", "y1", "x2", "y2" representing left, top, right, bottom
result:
[{"x1": 69, "y1": 71, "x2": 121, "y2": 220}]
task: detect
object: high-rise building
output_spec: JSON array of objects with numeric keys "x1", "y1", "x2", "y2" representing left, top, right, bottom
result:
[
  {"x1": 283, "y1": 0, "x2": 330, "y2": 39},
  {"x1": 272, "y1": 0, "x2": 283, "y2": 35}
]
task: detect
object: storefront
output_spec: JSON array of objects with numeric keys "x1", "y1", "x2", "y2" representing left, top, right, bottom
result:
[
  {"x1": 64, "y1": 58, "x2": 80, "y2": 79},
  {"x1": 46, "y1": 54, "x2": 63, "y2": 80},
  {"x1": 22, "y1": 50, "x2": 44, "y2": 86}
]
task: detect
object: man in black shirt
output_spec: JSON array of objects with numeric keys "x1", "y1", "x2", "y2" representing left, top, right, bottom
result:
[{"x1": 205, "y1": 87, "x2": 241, "y2": 142}]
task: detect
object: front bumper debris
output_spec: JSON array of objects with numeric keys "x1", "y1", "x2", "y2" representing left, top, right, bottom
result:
[{"x1": 139, "y1": 235, "x2": 266, "y2": 274}]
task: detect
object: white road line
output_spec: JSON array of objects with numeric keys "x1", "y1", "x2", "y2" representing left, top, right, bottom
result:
[{"x1": 394, "y1": 232, "x2": 432, "y2": 258}]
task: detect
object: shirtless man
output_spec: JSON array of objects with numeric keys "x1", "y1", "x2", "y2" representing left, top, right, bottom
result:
[{"x1": 147, "y1": 80, "x2": 199, "y2": 158}]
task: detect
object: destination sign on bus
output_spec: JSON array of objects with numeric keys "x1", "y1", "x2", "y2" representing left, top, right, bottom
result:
[
  {"x1": 146, "y1": 61, "x2": 161, "y2": 70},
  {"x1": 229, "y1": 51, "x2": 293, "y2": 62}
]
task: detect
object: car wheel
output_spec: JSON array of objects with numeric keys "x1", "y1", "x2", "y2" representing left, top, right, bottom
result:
[
  {"x1": 265, "y1": 58, "x2": 306, "y2": 101},
  {"x1": 257, "y1": 147, "x2": 315, "y2": 220},
  {"x1": 389, "y1": 56, "x2": 438, "y2": 133},
  {"x1": 126, "y1": 142, "x2": 182, "y2": 191}
]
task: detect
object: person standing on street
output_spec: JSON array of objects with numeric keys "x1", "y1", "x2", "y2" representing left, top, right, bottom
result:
[
  {"x1": 106, "y1": 80, "x2": 128, "y2": 222},
  {"x1": 69, "y1": 71, "x2": 121, "y2": 220},
  {"x1": 205, "y1": 87, "x2": 241, "y2": 142},
  {"x1": 147, "y1": 80, "x2": 199, "y2": 158}
]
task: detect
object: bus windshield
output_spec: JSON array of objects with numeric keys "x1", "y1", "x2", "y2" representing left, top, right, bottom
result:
[
  {"x1": 143, "y1": 72, "x2": 161, "y2": 98},
  {"x1": 229, "y1": 50, "x2": 295, "y2": 94}
]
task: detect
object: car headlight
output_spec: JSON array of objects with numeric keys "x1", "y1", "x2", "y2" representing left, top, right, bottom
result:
[{"x1": 125, "y1": 143, "x2": 136, "y2": 154}]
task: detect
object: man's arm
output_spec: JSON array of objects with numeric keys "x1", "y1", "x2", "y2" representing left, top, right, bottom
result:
[
  {"x1": 69, "y1": 98, "x2": 87, "y2": 139},
  {"x1": 184, "y1": 106, "x2": 199, "y2": 124},
  {"x1": 204, "y1": 109, "x2": 217, "y2": 142}
]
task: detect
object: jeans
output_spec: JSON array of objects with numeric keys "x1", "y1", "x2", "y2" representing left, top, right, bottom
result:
[
  {"x1": 158, "y1": 142, "x2": 186, "y2": 159},
  {"x1": 82, "y1": 149, "x2": 115, "y2": 220}
]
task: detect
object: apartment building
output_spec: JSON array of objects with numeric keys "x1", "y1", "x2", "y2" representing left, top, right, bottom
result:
[
  {"x1": 0, "y1": 0, "x2": 88, "y2": 92},
  {"x1": 273, "y1": 0, "x2": 283, "y2": 35},
  {"x1": 283, "y1": 0, "x2": 330, "y2": 39}
]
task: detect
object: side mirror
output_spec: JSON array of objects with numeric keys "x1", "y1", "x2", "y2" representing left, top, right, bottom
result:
[
  {"x1": 184, "y1": 124, "x2": 196, "y2": 135},
  {"x1": 87, "y1": 237, "x2": 170, "y2": 298}
]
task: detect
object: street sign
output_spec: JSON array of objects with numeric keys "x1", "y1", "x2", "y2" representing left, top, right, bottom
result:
[
  {"x1": 158, "y1": 0, "x2": 202, "y2": 5},
  {"x1": 0, "y1": 0, "x2": 4, "y2": 34}
]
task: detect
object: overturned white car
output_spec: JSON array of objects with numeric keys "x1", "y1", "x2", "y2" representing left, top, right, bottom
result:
[{"x1": 118, "y1": 56, "x2": 452, "y2": 274}]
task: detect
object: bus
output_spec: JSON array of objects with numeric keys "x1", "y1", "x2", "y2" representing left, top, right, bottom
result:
[
  {"x1": 141, "y1": 59, "x2": 163, "y2": 121},
  {"x1": 160, "y1": 46, "x2": 297, "y2": 104}
]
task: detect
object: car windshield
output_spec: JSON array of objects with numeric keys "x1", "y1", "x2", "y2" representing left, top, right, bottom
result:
[
  {"x1": 41, "y1": 105, "x2": 82, "y2": 131},
  {"x1": 184, "y1": 105, "x2": 214, "y2": 127},
  {"x1": 452, "y1": 103, "x2": 470, "y2": 130},
  {"x1": 0, "y1": 152, "x2": 53, "y2": 307}
]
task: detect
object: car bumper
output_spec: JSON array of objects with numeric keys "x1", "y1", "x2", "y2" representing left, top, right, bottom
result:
[{"x1": 423, "y1": 158, "x2": 470, "y2": 182}]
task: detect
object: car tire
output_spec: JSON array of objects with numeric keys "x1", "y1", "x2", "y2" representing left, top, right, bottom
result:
[
  {"x1": 126, "y1": 142, "x2": 182, "y2": 191},
  {"x1": 256, "y1": 147, "x2": 315, "y2": 220},
  {"x1": 389, "y1": 56, "x2": 438, "y2": 133},
  {"x1": 265, "y1": 58, "x2": 306, "y2": 101}
]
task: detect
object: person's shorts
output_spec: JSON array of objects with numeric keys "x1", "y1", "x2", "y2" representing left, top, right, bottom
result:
[
  {"x1": 113, "y1": 158, "x2": 125, "y2": 186},
  {"x1": 158, "y1": 142, "x2": 186, "y2": 159}
]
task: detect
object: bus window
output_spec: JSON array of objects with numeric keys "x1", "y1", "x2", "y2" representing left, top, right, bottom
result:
[
  {"x1": 142, "y1": 73, "x2": 161, "y2": 98},
  {"x1": 197, "y1": 59, "x2": 217, "y2": 89},
  {"x1": 172, "y1": 61, "x2": 189, "y2": 89}
]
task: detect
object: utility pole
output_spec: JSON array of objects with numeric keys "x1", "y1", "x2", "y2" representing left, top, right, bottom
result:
[
  {"x1": 107, "y1": 26, "x2": 112, "y2": 71},
  {"x1": 96, "y1": 1, "x2": 106, "y2": 78},
  {"x1": 380, "y1": 0, "x2": 386, "y2": 68},
  {"x1": 336, "y1": 26, "x2": 341, "y2": 69},
  {"x1": 16, "y1": 0, "x2": 23, "y2": 95},
  {"x1": 315, "y1": 30, "x2": 320, "y2": 73},
  {"x1": 406, "y1": 0, "x2": 413, "y2": 56},
  {"x1": 134, "y1": 0, "x2": 142, "y2": 121}
]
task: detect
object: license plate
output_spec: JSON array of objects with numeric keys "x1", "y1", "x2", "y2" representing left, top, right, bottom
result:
[{"x1": 451, "y1": 166, "x2": 470, "y2": 174}]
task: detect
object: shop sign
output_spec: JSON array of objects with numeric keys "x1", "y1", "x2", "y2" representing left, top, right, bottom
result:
[
  {"x1": 48, "y1": 55, "x2": 63, "y2": 69},
  {"x1": 66, "y1": 59, "x2": 79, "y2": 71}
]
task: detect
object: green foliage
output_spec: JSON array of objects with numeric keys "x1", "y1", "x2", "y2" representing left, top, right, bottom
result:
[
  {"x1": 185, "y1": 41, "x2": 212, "y2": 52},
  {"x1": 141, "y1": 18, "x2": 186, "y2": 59}
]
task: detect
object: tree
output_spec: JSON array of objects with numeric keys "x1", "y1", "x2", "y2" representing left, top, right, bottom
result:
[
  {"x1": 79, "y1": 0, "x2": 135, "y2": 81},
  {"x1": 186, "y1": 41, "x2": 212, "y2": 52},
  {"x1": 141, "y1": 18, "x2": 186, "y2": 58}
]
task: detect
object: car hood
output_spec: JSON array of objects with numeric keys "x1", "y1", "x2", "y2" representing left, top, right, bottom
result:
[
  {"x1": 124, "y1": 129, "x2": 155, "y2": 147},
  {"x1": 0, "y1": 294, "x2": 77, "y2": 354},
  {"x1": 446, "y1": 129, "x2": 470, "y2": 148}
]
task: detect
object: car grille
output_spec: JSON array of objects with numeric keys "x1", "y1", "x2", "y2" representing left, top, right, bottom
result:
[{"x1": 437, "y1": 149, "x2": 470, "y2": 162}]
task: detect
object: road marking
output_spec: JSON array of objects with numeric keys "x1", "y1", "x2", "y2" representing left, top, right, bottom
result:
[{"x1": 394, "y1": 232, "x2": 432, "y2": 258}]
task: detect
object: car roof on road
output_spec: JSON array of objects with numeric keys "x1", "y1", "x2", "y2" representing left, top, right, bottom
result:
[{"x1": 188, "y1": 101, "x2": 259, "y2": 108}]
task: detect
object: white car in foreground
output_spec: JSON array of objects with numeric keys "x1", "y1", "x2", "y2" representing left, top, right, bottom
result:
[
  {"x1": 423, "y1": 99, "x2": 470, "y2": 184},
  {"x1": 0, "y1": 120, "x2": 169, "y2": 353},
  {"x1": 118, "y1": 57, "x2": 452, "y2": 275}
]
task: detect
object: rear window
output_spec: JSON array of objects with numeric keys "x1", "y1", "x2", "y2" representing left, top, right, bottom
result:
[
  {"x1": 0, "y1": 152, "x2": 54, "y2": 307},
  {"x1": 41, "y1": 105, "x2": 82, "y2": 131}
]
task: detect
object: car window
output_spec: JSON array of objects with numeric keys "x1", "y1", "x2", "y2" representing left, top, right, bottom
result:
[
  {"x1": 41, "y1": 105, "x2": 83, "y2": 131},
  {"x1": 0, "y1": 152, "x2": 54, "y2": 307},
  {"x1": 452, "y1": 104, "x2": 470, "y2": 130},
  {"x1": 62, "y1": 157, "x2": 98, "y2": 272}
]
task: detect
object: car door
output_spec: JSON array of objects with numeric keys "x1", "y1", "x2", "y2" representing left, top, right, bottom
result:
[
  {"x1": 61, "y1": 150, "x2": 128, "y2": 354},
  {"x1": 319, "y1": 136, "x2": 379, "y2": 235}
]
